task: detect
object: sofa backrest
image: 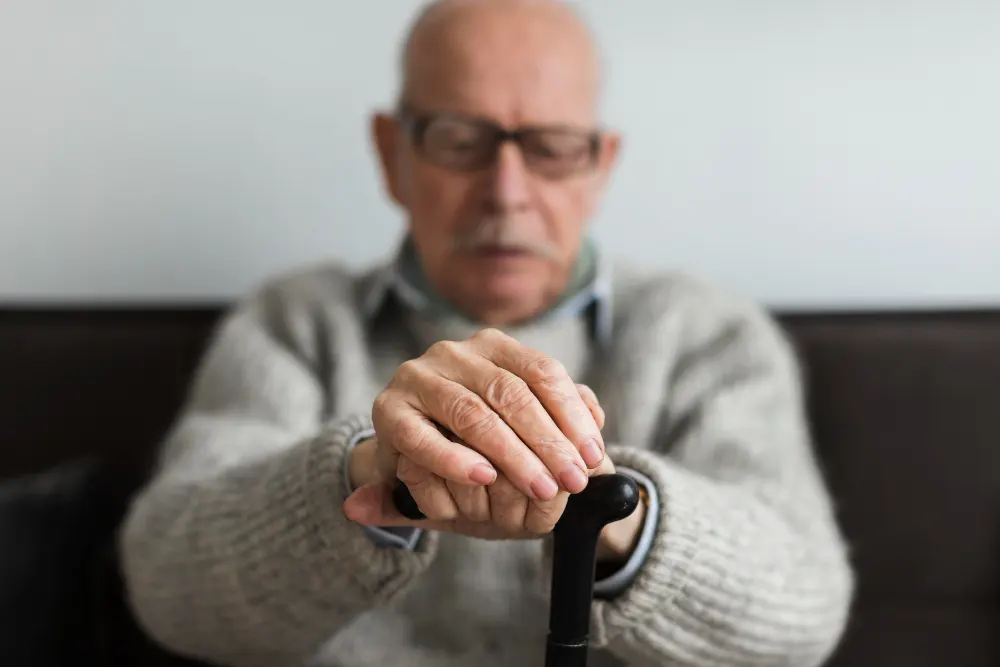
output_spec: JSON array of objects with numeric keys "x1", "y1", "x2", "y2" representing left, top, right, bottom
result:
[{"x1": 2, "y1": 306, "x2": 999, "y2": 666}]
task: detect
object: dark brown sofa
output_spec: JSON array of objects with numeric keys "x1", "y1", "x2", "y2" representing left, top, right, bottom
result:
[{"x1": 1, "y1": 305, "x2": 998, "y2": 666}]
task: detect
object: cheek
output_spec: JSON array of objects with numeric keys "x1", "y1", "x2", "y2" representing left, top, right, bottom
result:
[
  {"x1": 537, "y1": 180, "x2": 594, "y2": 244},
  {"x1": 407, "y1": 170, "x2": 474, "y2": 238}
]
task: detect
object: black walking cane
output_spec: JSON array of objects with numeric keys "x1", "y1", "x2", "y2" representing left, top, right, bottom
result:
[{"x1": 393, "y1": 472, "x2": 640, "y2": 667}]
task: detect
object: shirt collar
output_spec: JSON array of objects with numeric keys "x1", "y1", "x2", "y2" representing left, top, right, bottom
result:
[{"x1": 361, "y1": 235, "x2": 613, "y2": 346}]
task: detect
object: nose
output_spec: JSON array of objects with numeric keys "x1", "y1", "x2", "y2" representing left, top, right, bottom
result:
[{"x1": 488, "y1": 141, "x2": 532, "y2": 212}]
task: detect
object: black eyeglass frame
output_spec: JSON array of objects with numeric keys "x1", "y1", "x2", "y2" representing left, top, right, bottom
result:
[{"x1": 396, "y1": 104, "x2": 605, "y2": 178}]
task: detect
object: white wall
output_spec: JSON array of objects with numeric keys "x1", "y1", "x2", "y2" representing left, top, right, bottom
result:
[{"x1": 2, "y1": 0, "x2": 998, "y2": 309}]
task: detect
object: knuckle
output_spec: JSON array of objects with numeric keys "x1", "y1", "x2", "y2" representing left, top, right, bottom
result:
[
  {"x1": 488, "y1": 486, "x2": 527, "y2": 533},
  {"x1": 455, "y1": 489, "x2": 491, "y2": 522},
  {"x1": 523, "y1": 356, "x2": 568, "y2": 387},
  {"x1": 473, "y1": 327, "x2": 505, "y2": 342},
  {"x1": 448, "y1": 392, "x2": 499, "y2": 437},
  {"x1": 526, "y1": 517, "x2": 557, "y2": 536},
  {"x1": 391, "y1": 417, "x2": 429, "y2": 455},
  {"x1": 407, "y1": 480, "x2": 458, "y2": 521},
  {"x1": 428, "y1": 339, "x2": 462, "y2": 359},
  {"x1": 394, "y1": 359, "x2": 424, "y2": 386},
  {"x1": 534, "y1": 437, "x2": 574, "y2": 463},
  {"x1": 395, "y1": 458, "x2": 426, "y2": 485},
  {"x1": 525, "y1": 501, "x2": 563, "y2": 535},
  {"x1": 371, "y1": 391, "x2": 393, "y2": 425},
  {"x1": 428, "y1": 504, "x2": 459, "y2": 522},
  {"x1": 372, "y1": 390, "x2": 390, "y2": 412},
  {"x1": 484, "y1": 372, "x2": 536, "y2": 416},
  {"x1": 426, "y1": 505, "x2": 458, "y2": 522},
  {"x1": 496, "y1": 511, "x2": 525, "y2": 534}
]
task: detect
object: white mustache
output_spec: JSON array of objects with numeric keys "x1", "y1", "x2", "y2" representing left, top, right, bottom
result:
[{"x1": 451, "y1": 217, "x2": 561, "y2": 259}]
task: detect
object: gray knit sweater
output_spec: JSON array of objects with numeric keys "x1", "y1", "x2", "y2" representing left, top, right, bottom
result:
[{"x1": 118, "y1": 255, "x2": 854, "y2": 667}]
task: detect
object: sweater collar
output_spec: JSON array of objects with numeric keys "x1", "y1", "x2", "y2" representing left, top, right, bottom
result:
[{"x1": 361, "y1": 234, "x2": 613, "y2": 346}]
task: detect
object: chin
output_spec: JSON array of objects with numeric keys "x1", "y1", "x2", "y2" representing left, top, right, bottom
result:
[
  {"x1": 453, "y1": 253, "x2": 555, "y2": 317},
  {"x1": 476, "y1": 261, "x2": 540, "y2": 293},
  {"x1": 475, "y1": 273, "x2": 549, "y2": 317}
]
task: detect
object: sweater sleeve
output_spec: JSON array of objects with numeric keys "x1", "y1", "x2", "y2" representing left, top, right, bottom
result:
[
  {"x1": 117, "y1": 294, "x2": 439, "y2": 667},
  {"x1": 587, "y1": 293, "x2": 855, "y2": 667}
]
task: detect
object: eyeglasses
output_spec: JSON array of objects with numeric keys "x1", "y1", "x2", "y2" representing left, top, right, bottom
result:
[{"x1": 398, "y1": 105, "x2": 603, "y2": 180}]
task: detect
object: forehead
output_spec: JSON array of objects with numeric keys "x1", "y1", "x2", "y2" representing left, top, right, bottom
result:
[{"x1": 403, "y1": 7, "x2": 599, "y2": 127}]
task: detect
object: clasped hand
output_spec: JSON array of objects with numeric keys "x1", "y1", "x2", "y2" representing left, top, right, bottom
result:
[{"x1": 343, "y1": 328, "x2": 615, "y2": 540}]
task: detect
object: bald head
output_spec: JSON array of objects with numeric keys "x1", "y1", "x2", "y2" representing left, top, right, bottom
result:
[
  {"x1": 370, "y1": 0, "x2": 620, "y2": 326},
  {"x1": 399, "y1": 0, "x2": 602, "y2": 120}
]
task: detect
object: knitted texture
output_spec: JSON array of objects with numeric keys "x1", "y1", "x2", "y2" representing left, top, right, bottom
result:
[{"x1": 119, "y1": 259, "x2": 854, "y2": 667}]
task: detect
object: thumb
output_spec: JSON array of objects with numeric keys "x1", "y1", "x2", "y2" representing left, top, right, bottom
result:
[
  {"x1": 343, "y1": 483, "x2": 395, "y2": 525},
  {"x1": 343, "y1": 482, "x2": 454, "y2": 532},
  {"x1": 343, "y1": 482, "x2": 426, "y2": 527}
]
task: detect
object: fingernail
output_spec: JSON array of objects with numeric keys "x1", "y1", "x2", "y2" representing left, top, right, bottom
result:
[
  {"x1": 560, "y1": 463, "x2": 588, "y2": 493},
  {"x1": 531, "y1": 473, "x2": 559, "y2": 501},
  {"x1": 581, "y1": 438, "x2": 604, "y2": 468},
  {"x1": 469, "y1": 463, "x2": 497, "y2": 485}
]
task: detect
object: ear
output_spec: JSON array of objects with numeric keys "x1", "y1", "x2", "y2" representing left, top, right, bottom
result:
[
  {"x1": 595, "y1": 130, "x2": 622, "y2": 188},
  {"x1": 584, "y1": 130, "x2": 622, "y2": 208},
  {"x1": 371, "y1": 112, "x2": 409, "y2": 208}
]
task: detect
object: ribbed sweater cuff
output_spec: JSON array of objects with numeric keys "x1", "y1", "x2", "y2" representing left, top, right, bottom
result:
[
  {"x1": 589, "y1": 446, "x2": 849, "y2": 666},
  {"x1": 340, "y1": 420, "x2": 424, "y2": 550},
  {"x1": 592, "y1": 466, "x2": 660, "y2": 599},
  {"x1": 306, "y1": 413, "x2": 439, "y2": 602}
]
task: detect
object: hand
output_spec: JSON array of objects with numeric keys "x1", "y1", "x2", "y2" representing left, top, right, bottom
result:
[
  {"x1": 346, "y1": 378, "x2": 644, "y2": 556},
  {"x1": 344, "y1": 381, "x2": 610, "y2": 539},
  {"x1": 363, "y1": 328, "x2": 607, "y2": 504},
  {"x1": 346, "y1": 439, "x2": 615, "y2": 540}
]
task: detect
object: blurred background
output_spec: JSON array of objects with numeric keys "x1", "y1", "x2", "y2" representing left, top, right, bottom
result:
[
  {"x1": 2, "y1": 4, "x2": 1000, "y2": 666},
  {"x1": 2, "y1": 0, "x2": 998, "y2": 308}
]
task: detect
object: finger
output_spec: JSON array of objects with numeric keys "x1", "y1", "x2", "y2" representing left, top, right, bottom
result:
[
  {"x1": 588, "y1": 451, "x2": 616, "y2": 477},
  {"x1": 343, "y1": 482, "x2": 455, "y2": 531},
  {"x1": 428, "y1": 342, "x2": 589, "y2": 494},
  {"x1": 487, "y1": 473, "x2": 530, "y2": 534},
  {"x1": 437, "y1": 427, "x2": 491, "y2": 522},
  {"x1": 472, "y1": 329, "x2": 606, "y2": 469},
  {"x1": 575, "y1": 383, "x2": 605, "y2": 430},
  {"x1": 524, "y1": 490, "x2": 569, "y2": 535},
  {"x1": 434, "y1": 428, "x2": 491, "y2": 521},
  {"x1": 374, "y1": 392, "x2": 498, "y2": 487},
  {"x1": 447, "y1": 479, "x2": 491, "y2": 522},
  {"x1": 403, "y1": 368, "x2": 561, "y2": 502},
  {"x1": 343, "y1": 482, "x2": 393, "y2": 525},
  {"x1": 397, "y1": 456, "x2": 460, "y2": 521}
]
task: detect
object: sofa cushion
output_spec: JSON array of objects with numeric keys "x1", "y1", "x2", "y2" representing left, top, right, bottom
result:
[
  {"x1": 0, "y1": 308, "x2": 219, "y2": 484},
  {"x1": 788, "y1": 312, "x2": 1000, "y2": 605},
  {"x1": 0, "y1": 460, "x2": 110, "y2": 665},
  {"x1": 828, "y1": 604, "x2": 1000, "y2": 666},
  {"x1": 2, "y1": 306, "x2": 999, "y2": 667}
]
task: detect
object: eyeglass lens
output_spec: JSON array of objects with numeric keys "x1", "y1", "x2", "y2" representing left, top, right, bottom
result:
[{"x1": 411, "y1": 112, "x2": 598, "y2": 178}]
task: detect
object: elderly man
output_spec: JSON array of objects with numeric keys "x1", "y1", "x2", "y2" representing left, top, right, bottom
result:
[{"x1": 119, "y1": 1, "x2": 854, "y2": 666}]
